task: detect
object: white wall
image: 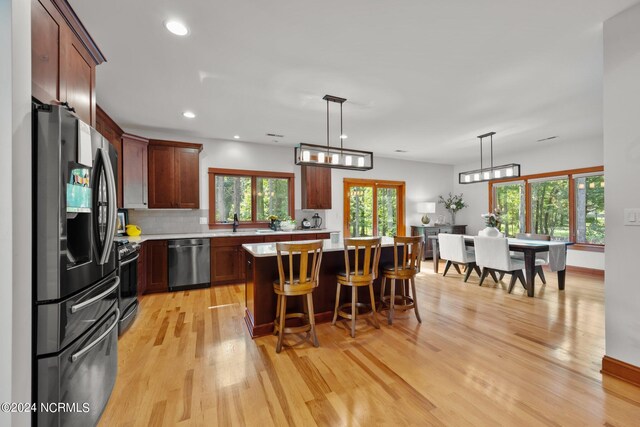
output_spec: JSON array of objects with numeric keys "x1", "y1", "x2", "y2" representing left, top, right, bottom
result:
[
  {"x1": 0, "y1": 1, "x2": 14, "y2": 423},
  {"x1": 324, "y1": 158, "x2": 453, "y2": 233},
  {"x1": 2, "y1": 0, "x2": 32, "y2": 425},
  {"x1": 125, "y1": 129, "x2": 454, "y2": 234},
  {"x1": 603, "y1": 3, "x2": 640, "y2": 368},
  {"x1": 452, "y1": 136, "x2": 604, "y2": 269}
]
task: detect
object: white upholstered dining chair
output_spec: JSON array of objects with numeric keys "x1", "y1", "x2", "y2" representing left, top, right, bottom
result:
[
  {"x1": 503, "y1": 233, "x2": 550, "y2": 285},
  {"x1": 473, "y1": 236, "x2": 526, "y2": 293},
  {"x1": 438, "y1": 233, "x2": 481, "y2": 282}
]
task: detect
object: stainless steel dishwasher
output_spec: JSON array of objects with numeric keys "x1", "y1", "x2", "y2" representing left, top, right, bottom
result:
[{"x1": 168, "y1": 239, "x2": 211, "y2": 291}]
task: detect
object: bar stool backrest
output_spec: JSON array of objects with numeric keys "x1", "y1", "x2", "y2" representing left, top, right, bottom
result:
[
  {"x1": 343, "y1": 237, "x2": 382, "y2": 284},
  {"x1": 275, "y1": 240, "x2": 324, "y2": 292},
  {"x1": 392, "y1": 235, "x2": 424, "y2": 274}
]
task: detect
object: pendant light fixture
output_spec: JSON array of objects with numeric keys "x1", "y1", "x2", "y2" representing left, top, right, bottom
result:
[
  {"x1": 295, "y1": 95, "x2": 374, "y2": 171},
  {"x1": 458, "y1": 131, "x2": 520, "y2": 184}
]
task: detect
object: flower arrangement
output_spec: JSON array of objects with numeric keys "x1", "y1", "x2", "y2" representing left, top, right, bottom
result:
[
  {"x1": 438, "y1": 193, "x2": 468, "y2": 212},
  {"x1": 438, "y1": 193, "x2": 468, "y2": 225},
  {"x1": 481, "y1": 209, "x2": 502, "y2": 228}
]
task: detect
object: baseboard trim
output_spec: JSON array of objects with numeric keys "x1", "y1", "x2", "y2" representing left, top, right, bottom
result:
[
  {"x1": 565, "y1": 265, "x2": 604, "y2": 278},
  {"x1": 602, "y1": 355, "x2": 640, "y2": 388}
]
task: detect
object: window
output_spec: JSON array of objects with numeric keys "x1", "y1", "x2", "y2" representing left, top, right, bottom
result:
[
  {"x1": 208, "y1": 168, "x2": 294, "y2": 227},
  {"x1": 344, "y1": 179, "x2": 405, "y2": 237},
  {"x1": 530, "y1": 177, "x2": 569, "y2": 241},
  {"x1": 493, "y1": 182, "x2": 525, "y2": 237},
  {"x1": 489, "y1": 166, "x2": 604, "y2": 249},
  {"x1": 256, "y1": 177, "x2": 290, "y2": 221},
  {"x1": 574, "y1": 174, "x2": 605, "y2": 244}
]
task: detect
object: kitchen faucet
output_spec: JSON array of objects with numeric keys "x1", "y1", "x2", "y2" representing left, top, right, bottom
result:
[{"x1": 232, "y1": 213, "x2": 239, "y2": 232}]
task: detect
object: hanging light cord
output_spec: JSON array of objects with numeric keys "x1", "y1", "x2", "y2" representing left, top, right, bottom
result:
[
  {"x1": 490, "y1": 133, "x2": 494, "y2": 170},
  {"x1": 340, "y1": 102, "x2": 344, "y2": 152}
]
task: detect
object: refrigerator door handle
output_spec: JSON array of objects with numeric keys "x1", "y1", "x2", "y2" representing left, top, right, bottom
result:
[
  {"x1": 70, "y1": 277, "x2": 120, "y2": 313},
  {"x1": 99, "y1": 147, "x2": 117, "y2": 265},
  {"x1": 71, "y1": 308, "x2": 120, "y2": 362}
]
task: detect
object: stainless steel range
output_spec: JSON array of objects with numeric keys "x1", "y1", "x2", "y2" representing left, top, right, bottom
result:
[{"x1": 115, "y1": 240, "x2": 140, "y2": 334}]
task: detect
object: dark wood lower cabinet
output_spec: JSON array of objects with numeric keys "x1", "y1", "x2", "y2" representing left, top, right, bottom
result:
[
  {"x1": 211, "y1": 236, "x2": 264, "y2": 285},
  {"x1": 145, "y1": 240, "x2": 168, "y2": 293},
  {"x1": 210, "y1": 233, "x2": 331, "y2": 285},
  {"x1": 141, "y1": 234, "x2": 334, "y2": 291},
  {"x1": 137, "y1": 242, "x2": 147, "y2": 295}
]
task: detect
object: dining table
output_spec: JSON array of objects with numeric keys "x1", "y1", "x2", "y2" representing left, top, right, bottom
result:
[{"x1": 428, "y1": 235, "x2": 573, "y2": 297}]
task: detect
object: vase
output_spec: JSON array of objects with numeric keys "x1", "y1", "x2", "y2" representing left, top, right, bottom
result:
[
  {"x1": 478, "y1": 227, "x2": 502, "y2": 237},
  {"x1": 449, "y1": 211, "x2": 456, "y2": 225}
]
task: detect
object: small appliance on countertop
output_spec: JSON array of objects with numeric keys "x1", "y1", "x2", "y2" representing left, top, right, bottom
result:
[
  {"x1": 301, "y1": 218, "x2": 311, "y2": 229},
  {"x1": 311, "y1": 213, "x2": 323, "y2": 229}
]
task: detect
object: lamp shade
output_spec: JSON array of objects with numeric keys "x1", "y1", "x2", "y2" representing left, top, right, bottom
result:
[{"x1": 417, "y1": 202, "x2": 436, "y2": 213}]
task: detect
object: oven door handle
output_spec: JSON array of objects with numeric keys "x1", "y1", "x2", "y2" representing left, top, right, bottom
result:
[
  {"x1": 70, "y1": 277, "x2": 120, "y2": 314},
  {"x1": 119, "y1": 253, "x2": 140, "y2": 267},
  {"x1": 71, "y1": 308, "x2": 120, "y2": 362}
]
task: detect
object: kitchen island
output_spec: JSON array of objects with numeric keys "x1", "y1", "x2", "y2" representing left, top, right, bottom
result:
[{"x1": 242, "y1": 237, "x2": 400, "y2": 337}]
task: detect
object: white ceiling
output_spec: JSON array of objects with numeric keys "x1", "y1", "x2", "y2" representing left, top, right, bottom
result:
[{"x1": 70, "y1": 0, "x2": 638, "y2": 165}]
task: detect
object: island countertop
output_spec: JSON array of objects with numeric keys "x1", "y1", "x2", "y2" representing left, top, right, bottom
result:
[{"x1": 242, "y1": 236, "x2": 398, "y2": 257}]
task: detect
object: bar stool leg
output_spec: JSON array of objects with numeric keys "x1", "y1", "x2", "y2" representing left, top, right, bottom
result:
[
  {"x1": 388, "y1": 278, "x2": 396, "y2": 325},
  {"x1": 351, "y1": 286, "x2": 357, "y2": 338},
  {"x1": 368, "y1": 283, "x2": 380, "y2": 329},
  {"x1": 411, "y1": 277, "x2": 422, "y2": 323},
  {"x1": 379, "y1": 276, "x2": 387, "y2": 311},
  {"x1": 276, "y1": 295, "x2": 287, "y2": 353},
  {"x1": 307, "y1": 293, "x2": 319, "y2": 347},
  {"x1": 332, "y1": 283, "x2": 341, "y2": 325},
  {"x1": 273, "y1": 294, "x2": 281, "y2": 336}
]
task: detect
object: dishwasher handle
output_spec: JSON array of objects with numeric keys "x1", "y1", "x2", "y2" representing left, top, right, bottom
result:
[{"x1": 168, "y1": 243, "x2": 209, "y2": 249}]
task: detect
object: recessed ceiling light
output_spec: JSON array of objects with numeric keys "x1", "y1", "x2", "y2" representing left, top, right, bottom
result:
[
  {"x1": 395, "y1": 149, "x2": 408, "y2": 153},
  {"x1": 233, "y1": 135, "x2": 240, "y2": 139},
  {"x1": 164, "y1": 20, "x2": 189, "y2": 36},
  {"x1": 182, "y1": 111, "x2": 196, "y2": 118}
]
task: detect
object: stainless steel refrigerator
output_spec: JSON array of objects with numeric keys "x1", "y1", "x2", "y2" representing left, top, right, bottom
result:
[{"x1": 33, "y1": 104, "x2": 120, "y2": 426}]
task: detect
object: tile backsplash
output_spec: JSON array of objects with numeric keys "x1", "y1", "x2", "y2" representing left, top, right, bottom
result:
[
  {"x1": 128, "y1": 209, "x2": 210, "y2": 234},
  {"x1": 126, "y1": 209, "x2": 329, "y2": 235}
]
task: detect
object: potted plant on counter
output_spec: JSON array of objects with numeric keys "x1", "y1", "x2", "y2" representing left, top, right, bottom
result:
[{"x1": 438, "y1": 193, "x2": 468, "y2": 225}]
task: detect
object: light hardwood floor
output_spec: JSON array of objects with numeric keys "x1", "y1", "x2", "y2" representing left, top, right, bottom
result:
[{"x1": 100, "y1": 264, "x2": 640, "y2": 426}]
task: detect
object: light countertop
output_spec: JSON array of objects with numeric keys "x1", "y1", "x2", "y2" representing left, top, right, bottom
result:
[
  {"x1": 242, "y1": 236, "x2": 397, "y2": 257},
  {"x1": 115, "y1": 229, "x2": 338, "y2": 244}
]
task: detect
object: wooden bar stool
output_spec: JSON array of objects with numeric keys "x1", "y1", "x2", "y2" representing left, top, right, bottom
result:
[
  {"x1": 379, "y1": 235, "x2": 424, "y2": 325},
  {"x1": 332, "y1": 237, "x2": 382, "y2": 338},
  {"x1": 273, "y1": 240, "x2": 324, "y2": 353}
]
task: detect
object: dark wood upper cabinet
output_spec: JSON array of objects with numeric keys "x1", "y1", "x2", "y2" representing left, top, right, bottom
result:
[
  {"x1": 31, "y1": 0, "x2": 61, "y2": 104},
  {"x1": 148, "y1": 145, "x2": 176, "y2": 209},
  {"x1": 301, "y1": 165, "x2": 332, "y2": 209},
  {"x1": 31, "y1": 0, "x2": 105, "y2": 126},
  {"x1": 95, "y1": 106, "x2": 124, "y2": 208},
  {"x1": 122, "y1": 134, "x2": 149, "y2": 209},
  {"x1": 65, "y1": 43, "x2": 93, "y2": 124},
  {"x1": 175, "y1": 147, "x2": 200, "y2": 209},
  {"x1": 148, "y1": 140, "x2": 202, "y2": 209}
]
